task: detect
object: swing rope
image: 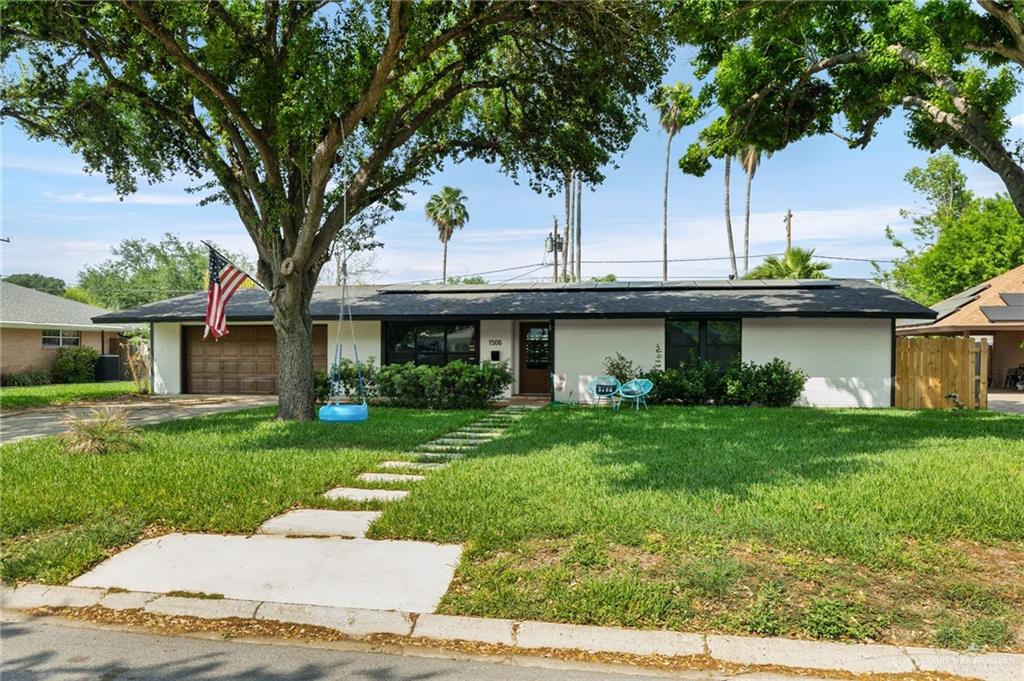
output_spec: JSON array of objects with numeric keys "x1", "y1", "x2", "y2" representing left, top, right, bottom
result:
[{"x1": 327, "y1": 120, "x2": 366, "y2": 407}]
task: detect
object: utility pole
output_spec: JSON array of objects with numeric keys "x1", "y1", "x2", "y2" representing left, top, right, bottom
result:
[
  {"x1": 575, "y1": 177, "x2": 582, "y2": 281},
  {"x1": 784, "y1": 209, "x2": 793, "y2": 251},
  {"x1": 552, "y1": 217, "x2": 559, "y2": 283}
]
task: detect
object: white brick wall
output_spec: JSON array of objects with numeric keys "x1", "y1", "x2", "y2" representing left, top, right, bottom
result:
[
  {"x1": 553, "y1": 318, "x2": 664, "y2": 403},
  {"x1": 152, "y1": 322, "x2": 182, "y2": 394},
  {"x1": 741, "y1": 318, "x2": 892, "y2": 407},
  {"x1": 324, "y1": 320, "x2": 381, "y2": 371},
  {"x1": 479, "y1": 319, "x2": 516, "y2": 396}
]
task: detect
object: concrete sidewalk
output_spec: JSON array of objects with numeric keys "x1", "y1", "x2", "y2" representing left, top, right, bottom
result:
[
  {"x1": 4, "y1": 585, "x2": 1021, "y2": 681},
  {"x1": 0, "y1": 395, "x2": 275, "y2": 444}
]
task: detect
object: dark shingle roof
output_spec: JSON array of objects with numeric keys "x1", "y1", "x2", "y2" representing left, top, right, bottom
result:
[
  {"x1": 1, "y1": 281, "x2": 128, "y2": 330},
  {"x1": 93, "y1": 279, "x2": 935, "y2": 323}
]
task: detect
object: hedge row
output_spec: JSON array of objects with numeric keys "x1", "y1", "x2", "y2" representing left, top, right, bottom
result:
[
  {"x1": 316, "y1": 359, "x2": 513, "y2": 409},
  {"x1": 605, "y1": 353, "x2": 807, "y2": 407}
]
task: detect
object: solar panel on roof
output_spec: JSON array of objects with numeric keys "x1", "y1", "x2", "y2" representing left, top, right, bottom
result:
[{"x1": 981, "y1": 306, "x2": 1024, "y2": 322}]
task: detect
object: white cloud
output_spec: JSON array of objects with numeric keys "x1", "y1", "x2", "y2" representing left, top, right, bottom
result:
[{"x1": 1010, "y1": 112, "x2": 1024, "y2": 127}]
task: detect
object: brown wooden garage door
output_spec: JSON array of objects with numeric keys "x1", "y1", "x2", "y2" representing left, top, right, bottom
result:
[{"x1": 183, "y1": 325, "x2": 327, "y2": 394}]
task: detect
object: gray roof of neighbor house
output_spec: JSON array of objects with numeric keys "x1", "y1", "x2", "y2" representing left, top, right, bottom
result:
[
  {"x1": 1, "y1": 281, "x2": 129, "y2": 331},
  {"x1": 93, "y1": 278, "x2": 935, "y2": 323}
]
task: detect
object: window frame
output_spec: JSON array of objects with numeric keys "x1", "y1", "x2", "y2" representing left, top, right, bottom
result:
[
  {"x1": 383, "y1": 321, "x2": 480, "y2": 367},
  {"x1": 664, "y1": 319, "x2": 741, "y2": 370},
  {"x1": 41, "y1": 329, "x2": 81, "y2": 348}
]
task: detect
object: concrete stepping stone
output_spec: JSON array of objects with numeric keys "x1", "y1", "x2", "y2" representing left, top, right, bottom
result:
[
  {"x1": 324, "y1": 487, "x2": 408, "y2": 502},
  {"x1": 258, "y1": 509, "x2": 380, "y2": 538},
  {"x1": 379, "y1": 461, "x2": 448, "y2": 471},
  {"x1": 448, "y1": 431, "x2": 498, "y2": 438},
  {"x1": 72, "y1": 533, "x2": 462, "y2": 613},
  {"x1": 430, "y1": 438, "x2": 482, "y2": 447},
  {"x1": 410, "y1": 451, "x2": 464, "y2": 461},
  {"x1": 357, "y1": 472, "x2": 426, "y2": 484}
]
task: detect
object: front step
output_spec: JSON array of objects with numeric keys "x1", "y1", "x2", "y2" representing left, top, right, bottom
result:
[{"x1": 357, "y1": 472, "x2": 426, "y2": 484}]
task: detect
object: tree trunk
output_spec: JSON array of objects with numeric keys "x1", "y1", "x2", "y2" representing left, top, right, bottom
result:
[
  {"x1": 442, "y1": 238, "x2": 448, "y2": 282},
  {"x1": 724, "y1": 154, "x2": 738, "y2": 278},
  {"x1": 662, "y1": 132, "x2": 673, "y2": 282},
  {"x1": 272, "y1": 276, "x2": 316, "y2": 421},
  {"x1": 743, "y1": 164, "x2": 753, "y2": 274}
]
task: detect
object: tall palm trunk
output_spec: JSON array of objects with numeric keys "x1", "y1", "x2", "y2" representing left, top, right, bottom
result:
[
  {"x1": 442, "y1": 237, "x2": 449, "y2": 283},
  {"x1": 743, "y1": 162, "x2": 753, "y2": 274},
  {"x1": 724, "y1": 154, "x2": 738, "y2": 278},
  {"x1": 662, "y1": 131, "x2": 675, "y2": 282},
  {"x1": 563, "y1": 169, "x2": 572, "y2": 281}
]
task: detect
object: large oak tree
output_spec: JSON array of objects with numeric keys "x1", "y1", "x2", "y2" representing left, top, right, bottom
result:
[
  {"x1": 2, "y1": 1, "x2": 669, "y2": 418},
  {"x1": 673, "y1": 0, "x2": 1024, "y2": 217}
]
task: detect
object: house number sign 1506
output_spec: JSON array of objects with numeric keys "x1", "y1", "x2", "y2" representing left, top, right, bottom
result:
[{"x1": 488, "y1": 339, "x2": 502, "y2": 346}]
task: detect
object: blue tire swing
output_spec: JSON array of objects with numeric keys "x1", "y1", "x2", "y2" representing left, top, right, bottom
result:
[
  {"x1": 318, "y1": 121, "x2": 369, "y2": 423},
  {"x1": 319, "y1": 257, "x2": 369, "y2": 423}
]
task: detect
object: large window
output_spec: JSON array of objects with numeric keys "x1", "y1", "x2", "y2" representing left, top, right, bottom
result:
[
  {"x1": 384, "y1": 322, "x2": 478, "y2": 366},
  {"x1": 665, "y1": 320, "x2": 741, "y2": 370},
  {"x1": 42, "y1": 329, "x2": 81, "y2": 348}
]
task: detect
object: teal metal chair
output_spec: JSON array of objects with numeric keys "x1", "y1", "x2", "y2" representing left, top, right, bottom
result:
[
  {"x1": 617, "y1": 378, "x2": 653, "y2": 411},
  {"x1": 587, "y1": 375, "x2": 621, "y2": 408}
]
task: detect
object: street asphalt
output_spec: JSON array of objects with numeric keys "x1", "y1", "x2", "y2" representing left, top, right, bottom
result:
[{"x1": 0, "y1": 615, "x2": 831, "y2": 681}]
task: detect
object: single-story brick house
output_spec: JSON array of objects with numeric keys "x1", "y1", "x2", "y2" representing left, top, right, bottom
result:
[
  {"x1": 0, "y1": 281, "x2": 131, "y2": 377},
  {"x1": 94, "y1": 279, "x2": 934, "y2": 407}
]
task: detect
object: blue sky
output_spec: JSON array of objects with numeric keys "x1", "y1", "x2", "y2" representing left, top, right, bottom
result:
[{"x1": 2, "y1": 53, "x2": 1020, "y2": 286}]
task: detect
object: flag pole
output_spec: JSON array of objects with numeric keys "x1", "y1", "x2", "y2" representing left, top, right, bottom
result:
[{"x1": 201, "y1": 240, "x2": 266, "y2": 290}]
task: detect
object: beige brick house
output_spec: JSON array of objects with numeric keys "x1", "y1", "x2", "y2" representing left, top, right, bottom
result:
[{"x1": 0, "y1": 281, "x2": 130, "y2": 378}]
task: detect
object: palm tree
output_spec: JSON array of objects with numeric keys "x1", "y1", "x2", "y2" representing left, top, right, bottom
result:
[
  {"x1": 739, "y1": 146, "x2": 771, "y2": 275},
  {"x1": 723, "y1": 153, "x2": 738, "y2": 278},
  {"x1": 746, "y1": 247, "x2": 832, "y2": 279},
  {"x1": 425, "y1": 186, "x2": 469, "y2": 283},
  {"x1": 653, "y1": 83, "x2": 699, "y2": 282}
]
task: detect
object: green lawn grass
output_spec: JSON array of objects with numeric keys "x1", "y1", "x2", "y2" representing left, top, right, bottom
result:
[
  {"x1": 0, "y1": 406, "x2": 484, "y2": 583},
  {"x1": 3, "y1": 404, "x2": 1021, "y2": 651},
  {"x1": 370, "y1": 406, "x2": 1024, "y2": 651},
  {"x1": 0, "y1": 381, "x2": 139, "y2": 410}
]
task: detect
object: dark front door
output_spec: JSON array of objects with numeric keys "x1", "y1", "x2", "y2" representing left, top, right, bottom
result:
[{"x1": 518, "y1": 323, "x2": 551, "y2": 395}]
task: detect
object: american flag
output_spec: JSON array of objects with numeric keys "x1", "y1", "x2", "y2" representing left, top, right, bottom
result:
[{"x1": 204, "y1": 248, "x2": 249, "y2": 339}]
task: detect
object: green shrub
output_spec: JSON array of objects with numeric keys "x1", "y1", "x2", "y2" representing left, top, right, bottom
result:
[
  {"x1": 1, "y1": 371, "x2": 52, "y2": 387},
  {"x1": 647, "y1": 359, "x2": 724, "y2": 405},
  {"x1": 721, "y1": 360, "x2": 758, "y2": 405},
  {"x1": 59, "y1": 407, "x2": 140, "y2": 455},
  {"x1": 375, "y1": 360, "x2": 513, "y2": 409},
  {"x1": 51, "y1": 346, "x2": 100, "y2": 383},
  {"x1": 647, "y1": 357, "x2": 805, "y2": 408},
  {"x1": 751, "y1": 358, "x2": 807, "y2": 407},
  {"x1": 603, "y1": 352, "x2": 642, "y2": 383},
  {"x1": 316, "y1": 357, "x2": 378, "y2": 403},
  {"x1": 742, "y1": 581, "x2": 788, "y2": 635}
]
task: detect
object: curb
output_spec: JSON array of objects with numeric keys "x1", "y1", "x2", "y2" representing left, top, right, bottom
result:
[{"x1": 2, "y1": 584, "x2": 1021, "y2": 680}]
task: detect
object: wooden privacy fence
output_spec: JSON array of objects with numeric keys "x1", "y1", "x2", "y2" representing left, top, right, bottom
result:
[{"x1": 895, "y1": 336, "x2": 988, "y2": 409}]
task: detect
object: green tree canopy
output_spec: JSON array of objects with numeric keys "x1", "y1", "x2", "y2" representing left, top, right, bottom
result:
[
  {"x1": 2, "y1": 1, "x2": 670, "y2": 418},
  {"x1": 746, "y1": 247, "x2": 831, "y2": 280},
  {"x1": 672, "y1": 1, "x2": 1024, "y2": 217},
  {"x1": 1, "y1": 273, "x2": 66, "y2": 296},
  {"x1": 77, "y1": 233, "x2": 248, "y2": 310},
  {"x1": 878, "y1": 155, "x2": 1024, "y2": 304}
]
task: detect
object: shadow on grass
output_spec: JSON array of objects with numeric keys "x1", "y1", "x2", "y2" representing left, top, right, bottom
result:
[
  {"x1": 468, "y1": 406, "x2": 1022, "y2": 497},
  {"x1": 142, "y1": 406, "x2": 486, "y2": 454}
]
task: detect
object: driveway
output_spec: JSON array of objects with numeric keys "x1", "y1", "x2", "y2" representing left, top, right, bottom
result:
[
  {"x1": 989, "y1": 389, "x2": 1024, "y2": 415},
  {"x1": 0, "y1": 395, "x2": 276, "y2": 445}
]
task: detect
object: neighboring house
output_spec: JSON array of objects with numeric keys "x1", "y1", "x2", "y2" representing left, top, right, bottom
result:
[
  {"x1": 95, "y1": 279, "x2": 933, "y2": 407},
  {"x1": 0, "y1": 281, "x2": 131, "y2": 377},
  {"x1": 897, "y1": 264, "x2": 1024, "y2": 389}
]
